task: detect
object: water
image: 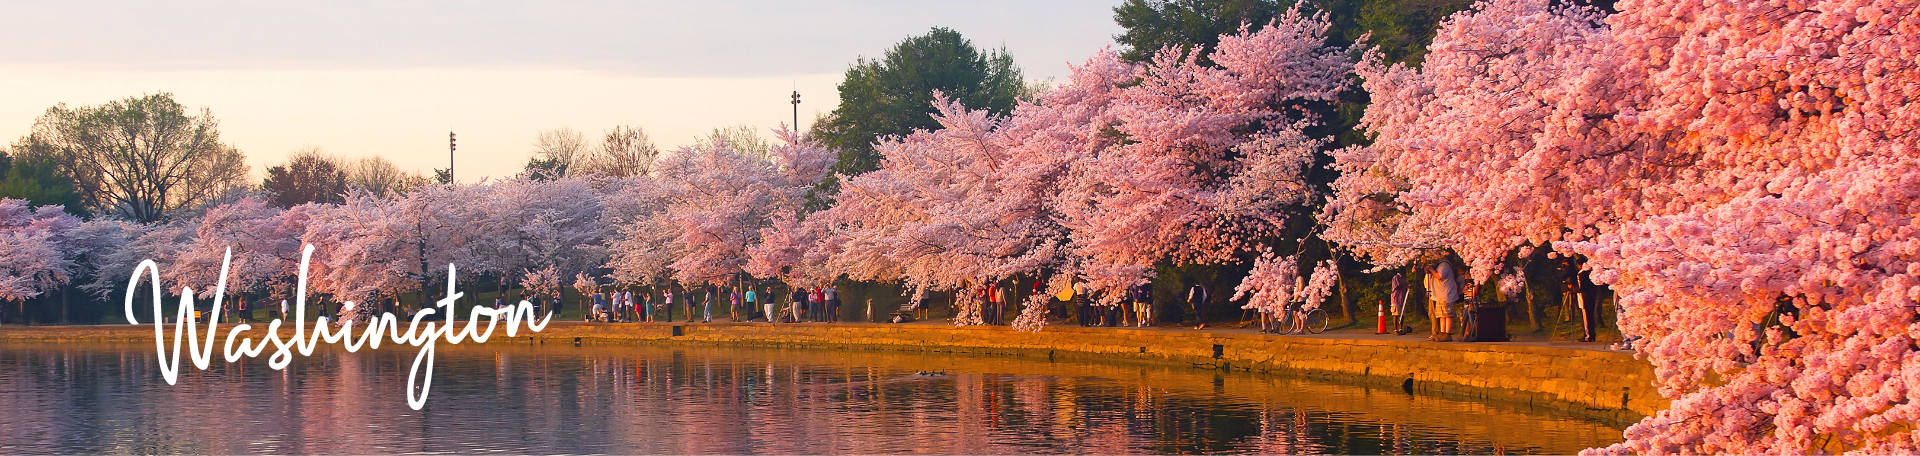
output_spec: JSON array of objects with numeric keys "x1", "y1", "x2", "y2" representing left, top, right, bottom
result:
[{"x1": 0, "y1": 342, "x2": 1622, "y2": 454}]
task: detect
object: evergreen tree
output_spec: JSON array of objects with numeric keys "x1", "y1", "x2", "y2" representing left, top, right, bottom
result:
[{"x1": 811, "y1": 27, "x2": 1025, "y2": 178}]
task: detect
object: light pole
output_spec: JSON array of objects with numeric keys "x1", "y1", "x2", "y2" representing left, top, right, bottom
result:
[
  {"x1": 448, "y1": 131, "x2": 457, "y2": 184},
  {"x1": 790, "y1": 91, "x2": 801, "y2": 131}
]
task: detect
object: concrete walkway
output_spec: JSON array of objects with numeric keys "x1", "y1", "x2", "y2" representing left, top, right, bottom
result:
[{"x1": 662, "y1": 315, "x2": 1630, "y2": 353}]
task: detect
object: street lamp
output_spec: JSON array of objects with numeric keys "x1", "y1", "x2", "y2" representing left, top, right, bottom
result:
[{"x1": 790, "y1": 91, "x2": 801, "y2": 131}]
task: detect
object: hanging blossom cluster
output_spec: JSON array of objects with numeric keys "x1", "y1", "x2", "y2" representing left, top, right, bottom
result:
[
  {"x1": 753, "y1": 7, "x2": 1356, "y2": 330},
  {"x1": 1327, "y1": 0, "x2": 1920, "y2": 452},
  {"x1": 1232, "y1": 249, "x2": 1339, "y2": 315},
  {"x1": 1497, "y1": 269, "x2": 1526, "y2": 302}
]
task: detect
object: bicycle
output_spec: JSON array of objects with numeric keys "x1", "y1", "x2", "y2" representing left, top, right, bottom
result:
[{"x1": 1273, "y1": 303, "x2": 1329, "y2": 335}]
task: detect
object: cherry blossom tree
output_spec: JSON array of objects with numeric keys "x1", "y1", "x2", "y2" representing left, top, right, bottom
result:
[
  {"x1": 602, "y1": 171, "x2": 680, "y2": 288},
  {"x1": 1334, "y1": 0, "x2": 1920, "y2": 452},
  {"x1": 788, "y1": 8, "x2": 1351, "y2": 328},
  {"x1": 463, "y1": 177, "x2": 611, "y2": 297},
  {"x1": 0, "y1": 199, "x2": 79, "y2": 320},
  {"x1": 299, "y1": 191, "x2": 418, "y2": 306},
  {"x1": 744, "y1": 214, "x2": 834, "y2": 287},
  {"x1": 66, "y1": 215, "x2": 190, "y2": 326},
  {"x1": 169, "y1": 196, "x2": 304, "y2": 300},
  {"x1": 521, "y1": 266, "x2": 562, "y2": 303},
  {"x1": 69, "y1": 218, "x2": 139, "y2": 302},
  {"x1": 1053, "y1": 7, "x2": 1351, "y2": 297},
  {"x1": 793, "y1": 96, "x2": 1072, "y2": 318},
  {"x1": 615, "y1": 127, "x2": 829, "y2": 287},
  {"x1": 1328, "y1": 0, "x2": 1619, "y2": 279}
]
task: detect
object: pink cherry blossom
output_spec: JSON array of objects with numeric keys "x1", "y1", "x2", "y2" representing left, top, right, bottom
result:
[
  {"x1": 1055, "y1": 7, "x2": 1351, "y2": 298},
  {"x1": 0, "y1": 198, "x2": 78, "y2": 303},
  {"x1": 1332, "y1": 0, "x2": 1920, "y2": 451}
]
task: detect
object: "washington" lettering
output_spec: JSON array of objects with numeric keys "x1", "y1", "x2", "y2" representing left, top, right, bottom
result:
[{"x1": 124, "y1": 244, "x2": 552, "y2": 410}]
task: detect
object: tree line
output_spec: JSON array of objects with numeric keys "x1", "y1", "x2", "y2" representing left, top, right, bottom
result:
[{"x1": 3, "y1": 0, "x2": 1917, "y2": 452}]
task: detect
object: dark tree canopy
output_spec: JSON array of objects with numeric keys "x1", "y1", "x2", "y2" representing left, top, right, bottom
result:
[
  {"x1": 27, "y1": 93, "x2": 248, "y2": 223},
  {"x1": 0, "y1": 146, "x2": 83, "y2": 215},
  {"x1": 1114, "y1": 0, "x2": 1477, "y2": 67},
  {"x1": 1113, "y1": 0, "x2": 1288, "y2": 65},
  {"x1": 262, "y1": 149, "x2": 349, "y2": 208},
  {"x1": 1318, "y1": 0, "x2": 1476, "y2": 65},
  {"x1": 812, "y1": 27, "x2": 1025, "y2": 177},
  {"x1": 1113, "y1": 0, "x2": 1478, "y2": 155}
]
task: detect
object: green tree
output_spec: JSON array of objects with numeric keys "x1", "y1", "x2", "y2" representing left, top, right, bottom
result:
[
  {"x1": 812, "y1": 27, "x2": 1025, "y2": 177},
  {"x1": 1113, "y1": 0, "x2": 1288, "y2": 65},
  {"x1": 28, "y1": 92, "x2": 247, "y2": 222},
  {"x1": 261, "y1": 148, "x2": 349, "y2": 207},
  {"x1": 0, "y1": 144, "x2": 84, "y2": 215},
  {"x1": 1319, "y1": 0, "x2": 1476, "y2": 65},
  {"x1": 1114, "y1": 0, "x2": 1477, "y2": 67}
]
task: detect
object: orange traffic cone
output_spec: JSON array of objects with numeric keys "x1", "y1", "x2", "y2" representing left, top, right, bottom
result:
[{"x1": 1376, "y1": 300, "x2": 1389, "y2": 334}]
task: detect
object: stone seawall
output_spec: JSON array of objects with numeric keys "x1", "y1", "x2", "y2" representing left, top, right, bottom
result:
[{"x1": 0, "y1": 321, "x2": 1665, "y2": 422}]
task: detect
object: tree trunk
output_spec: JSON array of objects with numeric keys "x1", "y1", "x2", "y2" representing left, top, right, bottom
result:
[
  {"x1": 1339, "y1": 277, "x2": 1359, "y2": 327},
  {"x1": 60, "y1": 287, "x2": 69, "y2": 325},
  {"x1": 1525, "y1": 285, "x2": 1542, "y2": 331}
]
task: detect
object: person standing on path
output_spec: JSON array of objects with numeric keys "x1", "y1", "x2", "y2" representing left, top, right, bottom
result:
[
  {"x1": 824, "y1": 286, "x2": 840, "y2": 322},
  {"x1": 683, "y1": 287, "x2": 695, "y2": 323},
  {"x1": 702, "y1": 286, "x2": 714, "y2": 323},
  {"x1": 729, "y1": 288, "x2": 742, "y2": 322},
  {"x1": 789, "y1": 287, "x2": 806, "y2": 323},
  {"x1": 810, "y1": 287, "x2": 825, "y2": 322},
  {"x1": 628, "y1": 290, "x2": 638, "y2": 322},
  {"x1": 997, "y1": 282, "x2": 1014, "y2": 326},
  {"x1": 1186, "y1": 282, "x2": 1209, "y2": 328},
  {"x1": 613, "y1": 292, "x2": 624, "y2": 322},
  {"x1": 1424, "y1": 265, "x2": 1441, "y2": 339},
  {"x1": 981, "y1": 284, "x2": 998, "y2": 325},
  {"x1": 1073, "y1": 281, "x2": 1091, "y2": 327},
  {"x1": 1390, "y1": 271, "x2": 1410, "y2": 334},
  {"x1": 1426, "y1": 260, "x2": 1463, "y2": 341},
  {"x1": 745, "y1": 287, "x2": 758, "y2": 322},
  {"x1": 664, "y1": 289, "x2": 676, "y2": 323},
  {"x1": 617, "y1": 292, "x2": 625, "y2": 321},
  {"x1": 756, "y1": 287, "x2": 771, "y2": 321}
]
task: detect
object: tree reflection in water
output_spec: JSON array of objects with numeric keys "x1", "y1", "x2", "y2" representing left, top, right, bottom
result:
[{"x1": 0, "y1": 343, "x2": 1621, "y2": 454}]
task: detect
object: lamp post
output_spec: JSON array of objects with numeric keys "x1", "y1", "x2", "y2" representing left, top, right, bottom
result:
[
  {"x1": 448, "y1": 131, "x2": 456, "y2": 184},
  {"x1": 790, "y1": 91, "x2": 801, "y2": 131}
]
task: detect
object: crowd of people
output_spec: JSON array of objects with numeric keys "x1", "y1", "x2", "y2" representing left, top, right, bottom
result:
[
  {"x1": 224, "y1": 257, "x2": 1619, "y2": 347},
  {"x1": 584, "y1": 285, "x2": 845, "y2": 324},
  {"x1": 431, "y1": 256, "x2": 1619, "y2": 345}
]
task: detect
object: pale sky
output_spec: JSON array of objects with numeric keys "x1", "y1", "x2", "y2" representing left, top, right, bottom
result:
[{"x1": 0, "y1": 1, "x2": 1123, "y2": 183}]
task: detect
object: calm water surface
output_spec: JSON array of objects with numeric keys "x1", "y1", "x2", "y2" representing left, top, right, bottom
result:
[{"x1": 0, "y1": 341, "x2": 1623, "y2": 454}]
